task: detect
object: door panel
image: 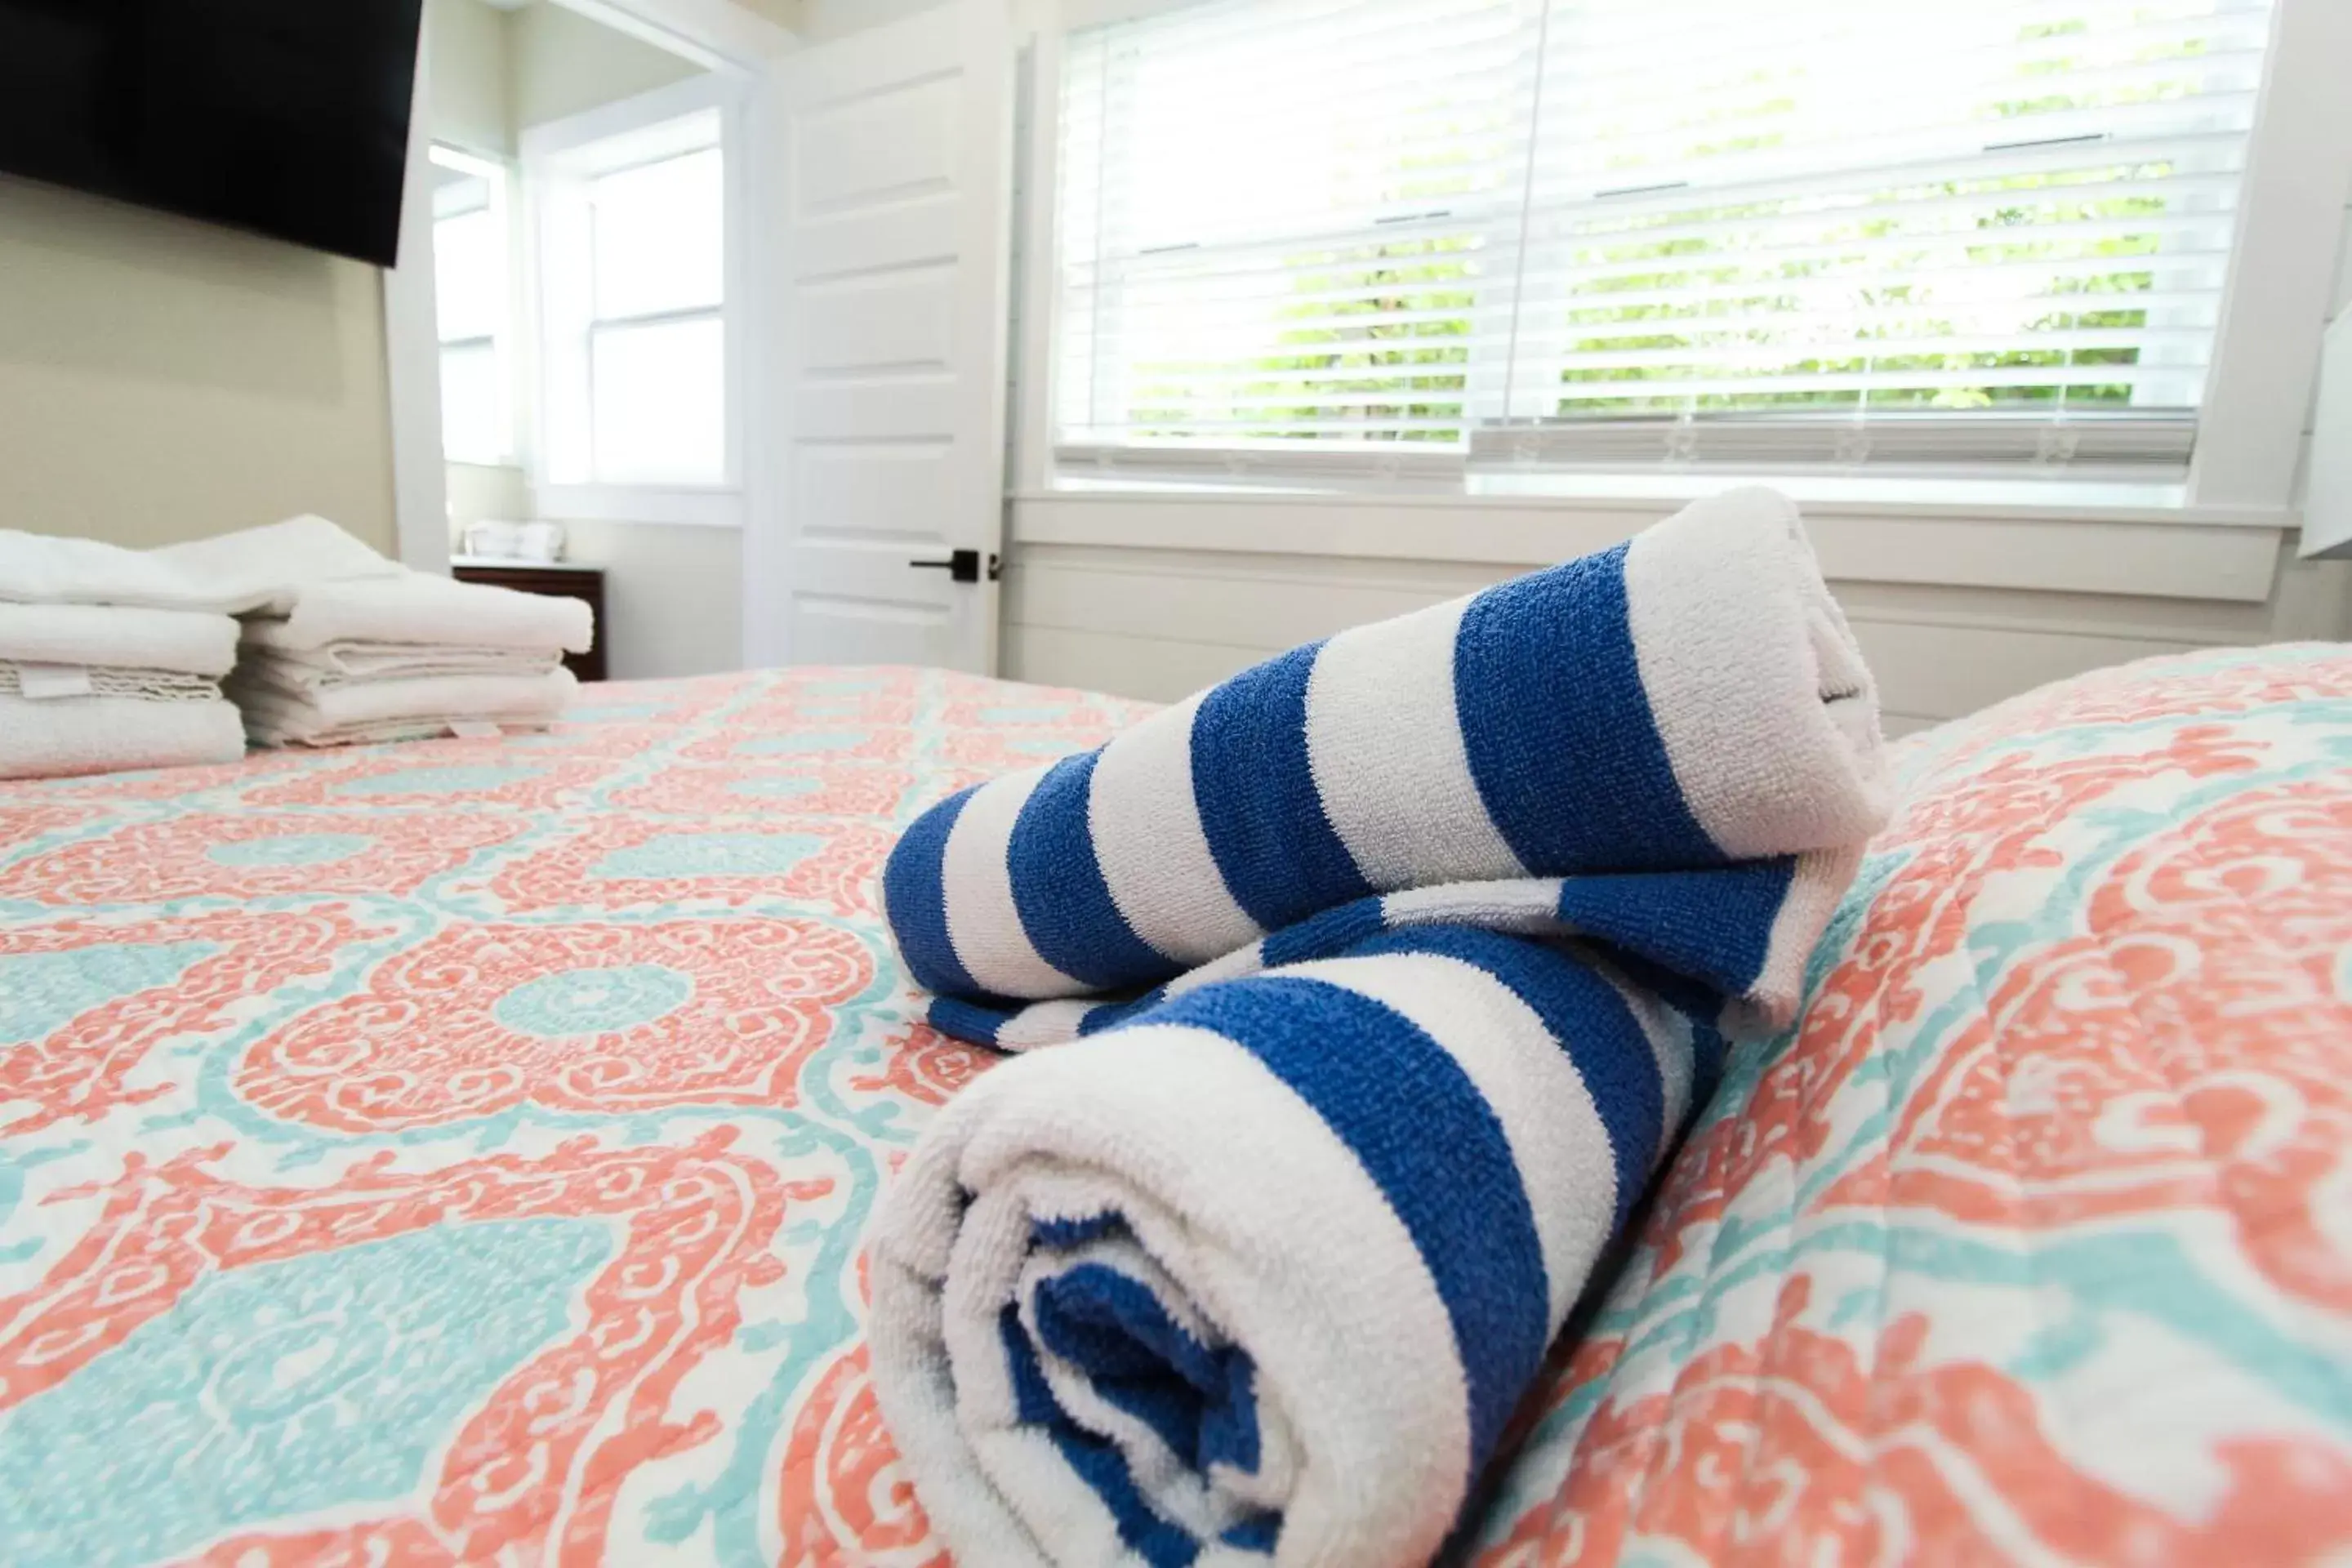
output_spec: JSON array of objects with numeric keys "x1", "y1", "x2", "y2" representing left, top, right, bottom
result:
[
  {"x1": 758, "y1": 0, "x2": 1013, "y2": 672},
  {"x1": 800, "y1": 271, "x2": 956, "y2": 370},
  {"x1": 795, "y1": 443, "x2": 956, "y2": 537}
]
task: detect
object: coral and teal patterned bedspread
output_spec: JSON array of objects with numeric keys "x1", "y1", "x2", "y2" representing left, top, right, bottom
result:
[
  {"x1": 1464, "y1": 644, "x2": 2352, "y2": 1566},
  {"x1": 7, "y1": 648, "x2": 2352, "y2": 1566},
  {"x1": 0, "y1": 667, "x2": 1150, "y2": 1566}
]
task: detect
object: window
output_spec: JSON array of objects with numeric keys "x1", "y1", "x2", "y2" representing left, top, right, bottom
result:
[
  {"x1": 524, "y1": 78, "x2": 737, "y2": 518},
  {"x1": 1054, "y1": 0, "x2": 2278, "y2": 484},
  {"x1": 431, "y1": 146, "x2": 515, "y2": 467}
]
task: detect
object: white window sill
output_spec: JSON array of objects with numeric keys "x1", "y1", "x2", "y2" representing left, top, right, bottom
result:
[
  {"x1": 1013, "y1": 484, "x2": 2296, "y2": 605},
  {"x1": 534, "y1": 483, "x2": 742, "y2": 528},
  {"x1": 1033, "y1": 470, "x2": 2293, "y2": 528}
]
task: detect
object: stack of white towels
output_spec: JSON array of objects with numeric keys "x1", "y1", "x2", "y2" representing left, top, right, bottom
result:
[
  {"x1": 0, "y1": 515, "x2": 594, "y2": 777},
  {"x1": 0, "y1": 601, "x2": 247, "y2": 778},
  {"x1": 229, "y1": 572, "x2": 591, "y2": 747}
]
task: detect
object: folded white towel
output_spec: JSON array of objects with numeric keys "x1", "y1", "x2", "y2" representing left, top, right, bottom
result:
[
  {"x1": 0, "y1": 516, "x2": 401, "y2": 612},
  {"x1": 244, "y1": 575, "x2": 594, "y2": 656},
  {"x1": 0, "y1": 695, "x2": 246, "y2": 779},
  {"x1": 0, "y1": 604, "x2": 239, "y2": 678},
  {"x1": 235, "y1": 636, "x2": 563, "y2": 684},
  {"x1": 229, "y1": 666, "x2": 577, "y2": 747},
  {"x1": 244, "y1": 715, "x2": 561, "y2": 747}
]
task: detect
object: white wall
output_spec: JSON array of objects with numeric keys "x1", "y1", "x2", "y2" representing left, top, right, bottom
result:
[
  {"x1": 2292, "y1": 198, "x2": 2352, "y2": 506},
  {"x1": 563, "y1": 519, "x2": 746, "y2": 678},
  {"x1": 0, "y1": 176, "x2": 397, "y2": 553},
  {"x1": 1001, "y1": 497, "x2": 2352, "y2": 733}
]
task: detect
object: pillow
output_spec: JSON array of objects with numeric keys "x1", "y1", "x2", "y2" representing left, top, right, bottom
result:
[{"x1": 1466, "y1": 643, "x2": 2352, "y2": 1565}]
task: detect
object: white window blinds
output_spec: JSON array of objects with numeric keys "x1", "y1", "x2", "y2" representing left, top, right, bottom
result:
[
  {"x1": 1054, "y1": 0, "x2": 2277, "y2": 476},
  {"x1": 1057, "y1": 0, "x2": 1534, "y2": 450}
]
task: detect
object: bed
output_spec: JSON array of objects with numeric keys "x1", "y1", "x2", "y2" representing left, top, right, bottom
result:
[{"x1": 2, "y1": 647, "x2": 2349, "y2": 1565}]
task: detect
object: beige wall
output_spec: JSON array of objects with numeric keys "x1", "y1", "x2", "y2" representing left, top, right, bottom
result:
[
  {"x1": 510, "y1": 2, "x2": 701, "y2": 129},
  {"x1": 799, "y1": 0, "x2": 946, "y2": 41},
  {"x1": 0, "y1": 176, "x2": 396, "y2": 553},
  {"x1": 740, "y1": 0, "x2": 804, "y2": 29},
  {"x1": 447, "y1": 461, "x2": 532, "y2": 541},
  {"x1": 429, "y1": 0, "x2": 516, "y2": 156}
]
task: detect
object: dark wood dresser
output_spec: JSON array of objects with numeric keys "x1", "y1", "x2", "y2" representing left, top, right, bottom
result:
[{"x1": 451, "y1": 558, "x2": 609, "y2": 684}]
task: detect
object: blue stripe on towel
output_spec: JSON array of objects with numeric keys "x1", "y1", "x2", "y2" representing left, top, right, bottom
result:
[
  {"x1": 925, "y1": 996, "x2": 1008, "y2": 1049},
  {"x1": 1009, "y1": 751, "x2": 1171, "y2": 988},
  {"x1": 1076, "y1": 991, "x2": 1164, "y2": 1036},
  {"x1": 1000, "y1": 1307, "x2": 1201, "y2": 1568},
  {"x1": 1345, "y1": 926, "x2": 1662, "y2": 1235},
  {"x1": 1223, "y1": 1512, "x2": 1281, "y2": 1552},
  {"x1": 1454, "y1": 546, "x2": 1720, "y2": 874},
  {"x1": 1143, "y1": 976, "x2": 1549, "y2": 1473},
  {"x1": 883, "y1": 785, "x2": 982, "y2": 996},
  {"x1": 1552, "y1": 858, "x2": 1797, "y2": 999},
  {"x1": 1032, "y1": 1213, "x2": 1122, "y2": 1250},
  {"x1": 1258, "y1": 898, "x2": 1388, "y2": 971},
  {"x1": 1189, "y1": 644, "x2": 1375, "y2": 931},
  {"x1": 1032, "y1": 1262, "x2": 1262, "y2": 1475}
]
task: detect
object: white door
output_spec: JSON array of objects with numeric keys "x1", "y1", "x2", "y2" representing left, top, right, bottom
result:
[{"x1": 752, "y1": 0, "x2": 1015, "y2": 671}]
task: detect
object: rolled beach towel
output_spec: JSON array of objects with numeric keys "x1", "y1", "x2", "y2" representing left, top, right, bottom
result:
[
  {"x1": 873, "y1": 924, "x2": 1712, "y2": 1568},
  {"x1": 868, "y1": 487, "x2": 1891, "y2": 1566},
  {"x1": 882, "y1": 486, "x2": 1886, "y2": 1019}
]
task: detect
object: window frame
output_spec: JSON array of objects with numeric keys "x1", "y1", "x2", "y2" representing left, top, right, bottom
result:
[
  {"x1": 521, "y1": 72, "x2": 751, "y2": 528},
  {"x1": 1022, "y1": 0, "x2": 2352, "y2": 516},
  {"x1": 428, "y1": 143, "x2": 520, "y2": 470}
]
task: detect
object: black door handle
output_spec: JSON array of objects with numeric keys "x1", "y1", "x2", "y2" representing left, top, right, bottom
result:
[{"x1": 906, "y1": 549, "x2": 998, "y2": 584}]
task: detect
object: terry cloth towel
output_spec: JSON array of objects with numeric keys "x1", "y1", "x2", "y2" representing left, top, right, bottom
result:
[
  {"x1": 243, "y1": 573, "x2": 594, "y2": 656},
  {"x1": 237, "y1": 635, "x2": 563, "y2": 684},
  {"x1": 0, "y1": 603, "x2": 239, "y2": 677},
  {"x1": 229, "y1": 666, "x2": 577, "y2": 748},
  {"x1": 0, "y1": 695, "x2": 246, "y2": 779},
  {"x1": 0, "y1": 516, "x2": 402, "y2": 613},
  {"x1": 882, "y1": 484, "x2": 1886, "y2": 1022},
  {"x1": 867, "y1": 486, "x2": 1891, "y2": 1568}
]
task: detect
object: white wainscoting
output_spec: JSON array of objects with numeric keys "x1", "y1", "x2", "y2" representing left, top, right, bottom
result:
[{"x1": 1001, "y1": 493, "x2": 2352, "y2": 734}]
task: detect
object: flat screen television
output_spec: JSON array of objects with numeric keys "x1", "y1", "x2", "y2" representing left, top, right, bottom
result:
[{"x1": 0, "y1": 0, "x2": 425, "y2": 266}]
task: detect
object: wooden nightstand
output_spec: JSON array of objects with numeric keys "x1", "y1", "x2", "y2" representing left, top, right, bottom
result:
[{"x1": 450, "y1": 558, "x2": 608, "y2": 684}]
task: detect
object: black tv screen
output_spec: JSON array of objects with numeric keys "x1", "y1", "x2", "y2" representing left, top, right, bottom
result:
[{"x1": 0, "y1": 0, "x2": 425, "y2": 266}]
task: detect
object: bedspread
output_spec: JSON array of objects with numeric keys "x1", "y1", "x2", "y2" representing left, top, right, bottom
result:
[
  {"x1": 1465, "y1": 644, "x2": 2352, "y2": 1566},
  {"x1": 0, "y1": 666, "x2": 1150, "y2": 1567},
  {"x1": 8, "y1": 647, "x2": 2351, "y2": 1567}
]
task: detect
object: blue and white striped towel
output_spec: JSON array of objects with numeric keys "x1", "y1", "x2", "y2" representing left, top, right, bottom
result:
[
  {"x1": 883, "y1": 487, "x2": 1885, "y2": 1028},
  {"x1": 868, "y1": 488, "x2": 1889, "y2": 1566}
]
